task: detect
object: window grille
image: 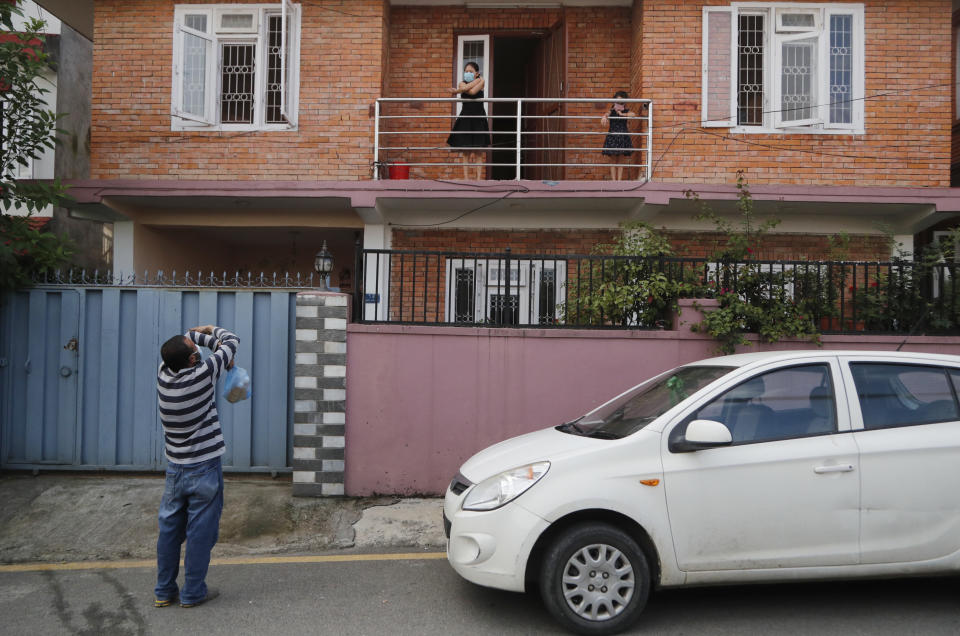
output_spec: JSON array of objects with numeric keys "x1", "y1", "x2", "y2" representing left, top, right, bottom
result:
[
  {"x1": 538, "y1": 269, "x2": 557, "y2": 323},
  {"x1": 266, "y1": 15, "x2": 284, "y2": 124},
  {"x1": 172, "y1": 4, "x2": 299, "y2": 130},
  {"x1": 463, "y1": 40, "x2": 485, "y2": 74},
  {"x1": 220, "y1": 43, "x2": 255, "y2": 124},
  {"x1": 829, "y1": 14, "x2": 853, "y2": 125},
  {"x1": 454, "y1": 269, "x2": 476, "y2": 323},
  {"x1": 780, "y1": 38, "x2": 816, "y2": 123},
  {"x1": 738, "y1": 14, "x2": 764, "y2": 126}
]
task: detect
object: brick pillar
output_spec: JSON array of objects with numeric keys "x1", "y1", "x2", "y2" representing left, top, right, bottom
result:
[{"x1": 292, "y1": 291, "x2": 348, "y2": 496}]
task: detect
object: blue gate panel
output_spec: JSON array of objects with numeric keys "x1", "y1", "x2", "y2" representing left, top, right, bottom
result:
[
  {"x1": 4, "y1": 291, "x2": 79, "y2": 465},
  {"x1": 1, "y1": 287, "x2": 295, "y2": 472}
]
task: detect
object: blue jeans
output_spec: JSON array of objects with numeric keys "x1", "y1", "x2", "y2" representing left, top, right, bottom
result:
[{"x1": 155, "y1": 456, "x2": 224, "y2": 605}]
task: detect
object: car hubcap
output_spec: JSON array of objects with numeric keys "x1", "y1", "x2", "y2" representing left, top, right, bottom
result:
[{"x1": 561, "y1": 543, "x2": 635, "y2": 621}]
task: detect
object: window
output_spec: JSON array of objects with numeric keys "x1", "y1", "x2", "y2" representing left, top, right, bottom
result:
[
  {"x1": 172, "y1": 3, "x2": 300, "y2": 131},
  {"x1": 702, "y1": 3, "x2": 864, "y2": 132},
  {"x1": 678, "y1": 364, "x2": 837, "y2": 444},
  {"x1": 455, "y1": 35, "x2": 490, "y2": 115},
  {"x1": 445, "y1": 258, "x2": 565, "y2": 325},
  {"x1": 851, "y1": 364, "x2": 959, "y2": 430}
]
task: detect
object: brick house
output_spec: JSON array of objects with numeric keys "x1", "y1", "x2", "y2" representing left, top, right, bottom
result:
[{"x1": 32, "y1": 0, "x2": 960, "y2": 311}]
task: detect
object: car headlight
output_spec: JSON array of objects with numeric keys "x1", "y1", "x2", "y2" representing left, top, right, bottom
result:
[{"x1": 462, "y1": 462, "x2": 550, "y2": 511}]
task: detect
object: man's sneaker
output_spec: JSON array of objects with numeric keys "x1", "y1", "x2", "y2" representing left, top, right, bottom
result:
[
  {"x1": 180, "y1": 588, "x2": 220, "y2": 608},
  {"x1": 154, "y1": 593, "x2": 178, "y2": 608}
]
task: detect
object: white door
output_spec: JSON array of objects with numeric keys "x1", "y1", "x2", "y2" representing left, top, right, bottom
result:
[
  {"x1": 661, "y1": 360, "x2": 860, "y2": 571},
  {"x1": 843, "y1": 360, "x2": 960, "y2": 564}
]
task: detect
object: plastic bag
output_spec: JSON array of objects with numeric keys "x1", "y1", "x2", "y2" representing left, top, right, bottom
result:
[{"x1": 223, "y1": 366, "x2": 251, "y2": 403}]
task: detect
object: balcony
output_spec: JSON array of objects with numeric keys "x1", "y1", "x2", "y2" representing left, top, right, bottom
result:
[
  {"x1": 373, "y1": 97, "x2": 652, "y2": 182},
  {"x1": 355, "y1": 248, "x2": 960, "y2": 336}
]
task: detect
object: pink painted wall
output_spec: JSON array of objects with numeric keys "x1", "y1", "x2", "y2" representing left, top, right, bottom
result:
[{"x1": 344, "y1": 325, "x2": 960, "y2": 495}]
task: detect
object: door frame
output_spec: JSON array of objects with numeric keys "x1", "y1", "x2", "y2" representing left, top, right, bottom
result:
[{"x1": 453, "y1": 24, "x2": 567, "y2": 180}]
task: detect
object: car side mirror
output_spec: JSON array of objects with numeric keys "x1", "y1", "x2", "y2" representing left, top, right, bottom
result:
[{"x1": 670, "y1": 419, "x2": 733, "y2": 453}]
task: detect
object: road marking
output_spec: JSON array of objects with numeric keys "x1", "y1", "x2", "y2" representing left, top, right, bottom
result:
[{"x1": 0, "y1": 552, "x2": 447, "y2": 573}]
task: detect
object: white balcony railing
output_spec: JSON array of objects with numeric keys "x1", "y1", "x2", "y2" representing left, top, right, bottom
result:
[{"x1": 373, "y1": 97, "x2": 652, "y2": 181}]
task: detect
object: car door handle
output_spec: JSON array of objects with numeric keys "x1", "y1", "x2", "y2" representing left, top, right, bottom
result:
[{"x1": 813, "y1": 464, "x2": 855, "y2": 474}]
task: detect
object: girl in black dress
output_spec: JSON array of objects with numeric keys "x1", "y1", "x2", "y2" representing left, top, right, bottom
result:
[
  {"x1": 601, "y1": 90, "x2": 641, "y2": 181},
  {"x1": 447, "y1": 62, "x2": 490, "y2": 180}
]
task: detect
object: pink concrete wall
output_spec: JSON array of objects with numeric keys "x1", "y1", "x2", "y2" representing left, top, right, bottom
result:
[{"x1": 344, "y1": 325, "x2": 960, "y2": 495}]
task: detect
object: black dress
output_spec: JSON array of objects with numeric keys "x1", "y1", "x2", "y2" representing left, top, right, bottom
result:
[
  {"x1": 447, "y1": 90, "x2": 491, "y2": 148},
  {"x1": 602, "y1": 109, "x2": 634, "y2": 157}
]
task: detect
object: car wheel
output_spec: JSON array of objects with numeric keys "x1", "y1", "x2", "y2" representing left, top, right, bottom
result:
[{"x1": 539, "y1": 522, "x2": 651, "y2": 635}]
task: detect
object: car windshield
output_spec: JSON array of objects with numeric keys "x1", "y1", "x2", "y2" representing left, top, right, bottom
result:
[{"x1": 559, "y1": 365, "x2": 736, "y2": 439}]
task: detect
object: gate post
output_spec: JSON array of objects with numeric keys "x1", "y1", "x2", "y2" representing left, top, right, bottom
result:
[{"x1": 292, "y1": 291, "x2": 348, "y2": 496}]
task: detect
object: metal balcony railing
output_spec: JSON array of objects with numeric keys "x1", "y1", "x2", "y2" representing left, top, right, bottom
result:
[
  {"x1": 373, "y1": 97, "x2": 652, "y2": 181},
  {"x1": 354, "y1": 248, "x2": 960, "y2": 334}
]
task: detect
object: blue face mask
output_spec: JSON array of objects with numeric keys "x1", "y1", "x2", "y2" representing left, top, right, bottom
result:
[{"x1": 463, "y1": 71, "x2": 476, "y2": 83}]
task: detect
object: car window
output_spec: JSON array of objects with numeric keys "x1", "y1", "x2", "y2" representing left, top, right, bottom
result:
[
  {"x1": 671, "y1": 364, "x2": 837, "y2": 447},
  {"x1": 567, "y1": 365, "x2": 735, "y2": 439},
  {"x1": 851, "y1": 363, "x2": 959, "y2": 430}
]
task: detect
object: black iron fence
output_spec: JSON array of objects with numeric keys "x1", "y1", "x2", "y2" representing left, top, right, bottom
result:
[{"x1": 353, "y1": 249, "x2": 960, "y2": 334}]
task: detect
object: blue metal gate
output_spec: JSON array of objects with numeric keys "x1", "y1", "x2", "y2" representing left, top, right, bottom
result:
[{"x1": 0, "y1": 280, "x2": 301, "y2": 472}]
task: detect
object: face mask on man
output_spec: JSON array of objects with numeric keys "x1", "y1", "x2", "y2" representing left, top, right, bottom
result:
[{"x1": 463, "y1": 71, "x2": 476, "y2": 83}]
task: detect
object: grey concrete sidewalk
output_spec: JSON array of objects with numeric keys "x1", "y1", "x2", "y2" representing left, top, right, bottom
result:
[{"x1": 0, "y1": 473, "x2": 445, "y2": 564}]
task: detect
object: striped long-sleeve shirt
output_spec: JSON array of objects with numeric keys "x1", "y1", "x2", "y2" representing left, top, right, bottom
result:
[{"x1": 157, "y1": 327, "x2": 239, "y2": 464}]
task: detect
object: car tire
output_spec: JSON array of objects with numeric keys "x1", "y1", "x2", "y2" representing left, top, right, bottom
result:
[{"x1": 539, "y1": 522, "x2": 651, "y2": 635}]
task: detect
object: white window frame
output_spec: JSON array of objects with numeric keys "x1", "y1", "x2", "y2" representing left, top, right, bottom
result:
[
  {"x1": 455, "y1": 34, "x2": 491, "y2": 116},
  {"x1": 443, "y1": 258, "x2": 566, "y2": 326},
  {"x1": 702, "y1": 3, "x2": 864, "y2": 135},
  {"x1": 775, "y1": 8, "x2": 820, "y2": 33},
  {"x1": 171, "y1": 3, "x2": 301, "y2": 132}
]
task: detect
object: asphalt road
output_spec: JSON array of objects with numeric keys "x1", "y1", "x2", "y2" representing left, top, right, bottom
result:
[{"x1": 1, "y1": 554, "x2": 958, "y2": 636}]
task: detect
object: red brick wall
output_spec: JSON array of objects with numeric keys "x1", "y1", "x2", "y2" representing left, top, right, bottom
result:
[
  {"x1": 392, "y1": 228, "x2": 891, "y2": 261},
  {"x1": 643, "y1": 0, "x2": 952, "y2": 187},
  {"x1": 90, "y1": 0, "x2": 387, "y2": 180},
  {"x1": 384, "y1": 6, "x2": 633, "y2": 180}
]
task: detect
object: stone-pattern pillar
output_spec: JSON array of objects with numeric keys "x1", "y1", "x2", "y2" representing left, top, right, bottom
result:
[{"x1": 292, "y1": 291, "x2": 348, "y2": 496}]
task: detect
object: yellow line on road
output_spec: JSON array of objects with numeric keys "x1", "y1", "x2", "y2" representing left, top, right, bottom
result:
[{"x1": 0, "y1": 552, "x2": 447, "y2": 573}]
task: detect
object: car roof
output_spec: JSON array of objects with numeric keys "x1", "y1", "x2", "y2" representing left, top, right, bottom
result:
[{"x1": 689, "y1": 350, "x2": 960, "y2": 370}]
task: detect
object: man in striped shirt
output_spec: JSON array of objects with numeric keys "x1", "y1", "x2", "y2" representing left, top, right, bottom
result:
[{"x1": 154, "y1": 324, "x2": 239, "y2": 609}]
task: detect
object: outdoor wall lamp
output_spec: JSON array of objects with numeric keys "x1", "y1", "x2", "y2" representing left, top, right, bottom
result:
[{"x1": 314, "y1": 240, "x2": 334, "y2": 291}]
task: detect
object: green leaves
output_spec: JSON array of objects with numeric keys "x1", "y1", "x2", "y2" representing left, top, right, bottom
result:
[
  {"x1": 0, "y1": 214, "x2": 75, "y2": 291},
  {"x1": 0, "y1": 2, "x2": 73, "y2": 292},
  {"x1": 560, "y1": 222, "x2": 679, "y2": 328}
]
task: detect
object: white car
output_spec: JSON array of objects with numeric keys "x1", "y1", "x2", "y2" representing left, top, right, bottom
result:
[{"x1": 443, "y1": 351, "x2": 960, "y2": 635}]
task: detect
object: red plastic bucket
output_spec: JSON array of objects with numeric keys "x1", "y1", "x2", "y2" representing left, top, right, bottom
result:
[{"x1": 388, "y1": 163, "x2": 410, "y2": 179}]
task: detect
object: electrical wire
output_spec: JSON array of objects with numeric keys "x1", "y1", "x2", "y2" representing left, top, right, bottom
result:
[{"x1": 388, "y1": 188, "x2": 526, "y2": 227}]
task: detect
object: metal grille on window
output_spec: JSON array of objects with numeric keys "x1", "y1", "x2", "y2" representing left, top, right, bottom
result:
[
  {"x1": 220, "y1": 43, "x2": 255, "y2": 124},
  {"x1": 538, "y1": 269, "x2": 556, "y2": 324},
  {"x1": 738, "y1": 14, "x2": 764, "y2": 126},
  {"x1": 454, "y1": 268, "x2": 475, "y2": 323},
  {"x1": 489, "y1": 294, "x2": 519, "y2": 326},
  {"x1": 463, "y1": 40, "x2": 484, "y2": 74},
  {"x1": 182, "y1": 32, "x2": 207, "y2": 117},
  {"x1": 781, "y1": 38, "x2": 816, "y2": 122},
  {"x1": 265, "y1": 15, "x2": 284, "y2": 124},
  {"x1": 829, "y1": 14, "x2": 853, "y2": 124}
]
